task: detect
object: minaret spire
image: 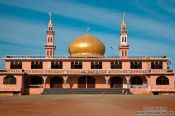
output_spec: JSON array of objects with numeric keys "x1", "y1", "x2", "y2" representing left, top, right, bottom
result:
[
  {"x1": 119, "y1": 12, "x2": 129, "y2": 58},
  {"x1": 45, "y1": 12, "x2": 56, "y2": 58},
  {"x1": 123, "y1": 12, "x2": 126, "y2": 20},
  {"x1": 48, "y1": 12, "x2": 53, "y2": 26}
]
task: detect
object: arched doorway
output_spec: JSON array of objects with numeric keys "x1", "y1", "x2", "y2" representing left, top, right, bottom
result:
[
  {"x1": 78, "y1": 76, "x2": 95, "y2": 88},
  {"x1": 50, "y1": 77, "x2": 63, "y2": 88},
  {"x1": 30, "y1": 76, "x2": 43, "y2": 85},
  {"x1": 130, "y1": 76, "x2": 143, "y2": 85},
  {"x1": 130, "y1": 76, "x2": 148, "y2": 88},
  {"x1": 110, "y1": 77, "x2": 123, "y2": 88},
  {"x1": 29, "y1": 76, "x2": 43, "y2": 88}
]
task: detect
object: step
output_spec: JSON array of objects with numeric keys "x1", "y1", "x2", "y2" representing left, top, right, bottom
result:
[{"x1": 43, "y1": 88, "x2": 130, "y2": 95}]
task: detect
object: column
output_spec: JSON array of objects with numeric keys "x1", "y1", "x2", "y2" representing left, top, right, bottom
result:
[
  {"x1": 125, "y1": 76, "x2": 130, "y2": 89},
  {"x1": 104, "y1": 76, "x2": 110, "y2": 88},
  {"x1": 42, "y1": 76, "x2": 47, "y2": 88},
  {"x1": 145, "y1": 76, "x2": 151, "y2": 90},
  {"x1": 63, "y1": 76, "x2": 68, "y2": 88},
  {"x1": 86, "y1": 76, "x2": 87, "y2": 88}
]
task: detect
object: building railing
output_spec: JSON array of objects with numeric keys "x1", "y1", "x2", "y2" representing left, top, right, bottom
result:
[
  {"x1": 6, "y1": 56, "x2": 46, "y2": 59},
  {"x1": 0, "y1": 69, "x2": 7, "y2": 72},
  {"x1": 128, "y1": 56, "x2": 167, "y2": 58},
  {"x1": 2, "y1": 69, "x2": 173, "y2": 75},
  {"x1": 130, "y1": 85, "x2": 148, "y2": 88},
  {"x1": 4, "y1": 55, "x2": 167, "y2": 59}
]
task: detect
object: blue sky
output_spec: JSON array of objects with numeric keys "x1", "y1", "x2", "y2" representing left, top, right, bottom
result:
[{"x1": 0, "y1": 0, "x2": 175, "y2": 69}]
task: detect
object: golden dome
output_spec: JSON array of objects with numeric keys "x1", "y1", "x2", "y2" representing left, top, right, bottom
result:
[{"x1": 68, "y1": 34, "x2": 105, "y2": 57}]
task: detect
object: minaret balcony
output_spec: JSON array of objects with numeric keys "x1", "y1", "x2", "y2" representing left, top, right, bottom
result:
[
  {"x1": 45, "y1": 45, "x2": 56, "y2": 49},
  {"x1": 47, "y1": 31, "x2": 55, "y2": 35},
  {"x1": 119, "y1": 45, "x2": 129, "y2": 48}
]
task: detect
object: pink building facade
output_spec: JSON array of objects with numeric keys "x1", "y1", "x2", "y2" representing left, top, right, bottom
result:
[{"x1": 0, "y1": 15, "x2": 174, "y2": 95}]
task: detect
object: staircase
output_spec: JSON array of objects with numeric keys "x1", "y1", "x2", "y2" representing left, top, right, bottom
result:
[{"x1": 43, "y1": 88, "x2": 130, "y2": 95}]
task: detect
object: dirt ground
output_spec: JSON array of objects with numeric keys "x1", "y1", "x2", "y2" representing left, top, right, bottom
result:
[{"x1": 0, "y1": 95, "x2": 174, "y2": 116}]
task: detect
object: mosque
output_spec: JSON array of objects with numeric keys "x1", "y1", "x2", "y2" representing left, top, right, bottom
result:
[{"x1": 0, "y1": 14, "x2": 174, "y2": 95}]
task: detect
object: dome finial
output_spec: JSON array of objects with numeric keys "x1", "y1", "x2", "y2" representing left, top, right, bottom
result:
[
  {"x1": 122, "y1": 12, "x2": 126, "y2": 24},
  {"x1": 123, "y1": 12, "x2": 126, "y2": 20},
  {"x1": 48, "y1": 11, "x2": 53, "y2": 26},
  {"x1": 49, "y1": 11, "x2": 52, "y2": 20},
  {"x1": 85, "y1": 27, "x2": 90, "y2": 35}
]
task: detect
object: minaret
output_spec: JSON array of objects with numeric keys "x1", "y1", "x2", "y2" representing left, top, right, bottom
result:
[
  {"x1": 45, "y1": 12, "x2": 56, "y2": 58},
  {"x1": 119, "y1": 13, "x2": 129, "y2": 58}
]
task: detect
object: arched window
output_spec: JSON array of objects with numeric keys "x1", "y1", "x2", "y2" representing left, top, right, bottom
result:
[
  {"x1": 47, "y1": 51, "x2": 49, "y2": 56},
  {"x1": 91, "y1": 61, "x2": 102, "y2": 69},
  {"x1": 31, "y1": 61, "x2": 43, "y2": 69},
  {"x1": 131, "y1": 61, "x2": 142, "y2": 69},
  {"x1": 156, "y1": 76, "x2": 169, "y2": 85},
  {"x1": 122, "y1": 37, "x2": 124, "y2": 42},
  {"x1": 111, "y1": 61, "x2": 122, "y2": 69},
  {"x1": 51, "y1": 61, "x2": 62, "y2": 69},
  {"x1": 10, "y1": 61, "x2": 22, "y2": 69},
  {"x1": 48, "y1": 37, "x2": 53, "y2": 42},
  {"x1": 125, "y1": 50, "x2": 127, "y2": 56},
  {"x1": 71, "y1": 61, "x2": 82, "y2": 69},
  {"x1": 50, "y1": 50, "x2": 52, "y2": 56},
  {"x1": 151, "y1": 61, "x2": 162, "y2": 69},
  {"x1": 122, "y1": 51, "x2": 124, "y2": 56},
  {"x1": 3, "y1": 75, "x2": 16, "y2": 84}
]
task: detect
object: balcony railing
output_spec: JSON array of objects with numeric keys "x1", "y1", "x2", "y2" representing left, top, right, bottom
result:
[
  {"x1": 2, "y1": 69, "x2": 173, "y2": 75},
  {"x1": 4, "y1": 69, "x2": 24, "y2": 73},
  {"x1": 28, "y1": 84, "x2": 43, "y2": 88},
  {"x1": 0, "y1": 85, "x2": 21, "y2": 91}
]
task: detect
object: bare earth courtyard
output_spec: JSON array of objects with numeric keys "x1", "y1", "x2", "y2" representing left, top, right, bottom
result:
[{"x1": 0, "y1": 95, "x2": 175, "y2": 116}]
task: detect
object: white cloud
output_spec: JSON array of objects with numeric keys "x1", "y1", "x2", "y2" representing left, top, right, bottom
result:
[
  {"x1": 0, "y1": 17, "x2": 46, "y2": 47},
  {"x1": 158, "y1": 0, "x2": 175, "y2": 15},
  {"x1": 1, "y1": 0, "x2": 175, "y2": 43}
]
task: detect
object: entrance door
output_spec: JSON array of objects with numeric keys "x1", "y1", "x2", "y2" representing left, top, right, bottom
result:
[
  {"x1": 50, "y1": 77, "x2": 63, "y2": 88},
  {"x1": 78, "y1": 76, "x2": 86, "y2": 88},
  {"x1": 110, "y1": 77, "x2": 123, "y2": 88},
  {"x1": 78, "y1": 76, "x2": 95, "y2": 88},
  {"x1": 87, "y1": 76, "x2": 95, "y2": 88}
]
